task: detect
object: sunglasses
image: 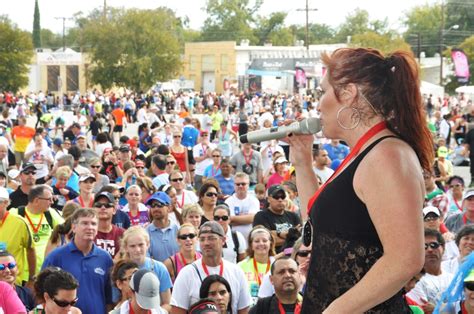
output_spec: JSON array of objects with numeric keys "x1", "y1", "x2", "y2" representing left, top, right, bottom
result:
[
  {"x1": 136, "y1": 166, "x2": 144, "y2": 169},
  {"x1": 205, "y1": 192, "x2": 218, "y2": 198},
  {"x1": 212, "y1": 155, "x2": 221, "y2": 158},
  {"x1": 23, "y1": 171, "x2": 36, "y2": 175},
  {"x1": 167, "y1": 161, "x2": 176, "y2": 165},
  {"x1": 178, "y1": 233, "x2": 196, "y2": 240},
  {"x1": 51, "y1": 296, "x2": 78, "y2": 308},
  {"x1": 91, "y1": 165, "x2": 101, "y2": 169},
  {"x1": 201, "y1": 134, "x2": 208, "y2": 137},
  {"x1": 214, "y1": 215, "x2": 229, "y2": 221},
  {"x1": 171, "y1": 178, "x2": 184, "y2": 182},
  {"x1": 424, "y1": 216, "x2": 439, "y2": 222},
  {"x1": 465, "y1": 282, "x2": 474, "y2": 291},
  {"x1": 425, "y1": 242, "x2": 441, "y2": 250},
  {"x1": 94, "y1": 202, "x2": 114, "y2": 208},
  {"x1": 0, "y1": 262, "x2": 16, "y2": 271},
  {"x1": 173, "y1": 135, "x2": 182, "y2": 138},
  {"x1": 235, "y1": 182, "x2": 247, "y2": 187},
  {"x1": 150, "y1": 202, "x2": 165, "y2": 208},
  {"x1": 296, "y1": 250, "x2": 311, "y2": 258},
  {"x1": 271, "y1": 194, "x2": 286, "y2": 200}
]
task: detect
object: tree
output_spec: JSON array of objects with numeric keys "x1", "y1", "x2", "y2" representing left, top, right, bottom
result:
[
  {"x1": 40, "y1": 29, "x2": 62, "y2": 49},
  {"x1": 351, "y1": 31, "x2": 412, "y2": 54},
  {"x1": 81, "y1": 7, "x2": 182, "y2": 92},
  {"x1": 254, "y1": 12, "x2": 290, "y2": 45},
  {"x1": 403, "y1": 4, "x2": 442, "y2": 57},
  {"x1": 32, "y1": 0, "x2": 41, "y2": 48},
  {"x1": 0, "y1": 17, "x2": 33, "y2": 92},
  {"x1": 200, "y1": 0, "x2": 263, "y2": 44},
  {"x1": 290, "y1": 23, "x2": 337, "y2": 45}
]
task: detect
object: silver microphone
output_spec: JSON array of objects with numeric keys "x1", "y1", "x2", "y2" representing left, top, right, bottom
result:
[{"x1": 239, "y1": 118, "x2": 321, "y2": 144}]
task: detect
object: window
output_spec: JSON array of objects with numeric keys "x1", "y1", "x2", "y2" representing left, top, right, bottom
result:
[{"x1": 47, "y1": 66, "x2": 60, "y2": 91}]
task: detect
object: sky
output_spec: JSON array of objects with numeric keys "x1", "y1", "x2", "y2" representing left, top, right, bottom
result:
[{"x1": 1, "y1": 0, "x2": 437, "y2": 34}]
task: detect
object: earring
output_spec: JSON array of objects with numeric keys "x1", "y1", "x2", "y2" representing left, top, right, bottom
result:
[{"x1": 336, "y1": 106, "x2": 361, "y2": 130}]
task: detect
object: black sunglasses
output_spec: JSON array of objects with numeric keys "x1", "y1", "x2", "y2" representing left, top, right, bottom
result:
[
  {"x1": 0, "y1": 262, "x2": 16, "y2": 271},
  {"x1": 22, "y1": 171, "x2": 36, "y2": 175},
  {"x1": 94, "y1": 202, "x2": 114, "y2": 208},
  {"x1": 150, "y1": 202, "x2": 165, "y2": 208},
  {"x1": 167, "y1": 161, "x2": 175, "y2": 165},
  {"x1": 235, "y1": 182, "x2": 247, "y2": 186},
  {"x1": 272, "y1": 194, "x2": 286, "y2": 200},
  {"x1": 425, "y1": 242, "x2": 441, "y2": 250},
  {"x1": 296, "y1": 250, "x2": 311, "y2": 258},
  {"x1": 178, "y1": 233, "x2": 196, "y2": 240},
  {"x1": 90, "y1": 165, "x2": 101, "y2": 169},
  {"x1": 214, "y1": 215, "x2": 229, "y2": 221},
  {"x1": 173, "y1": 135, "x2": 182, "y2": 138},
  {"x1": 465, "y1": 282, "x2": 474, "y2": 291},
  {"x1": 205, "y1": 192, "x2": 218, "y2": 198},
  {"x1": 171, "y1": 178, "x2": 184, "y2": 182},
  {"x1": 51, "y1": 296, "x2": 78, "y2": 308}
]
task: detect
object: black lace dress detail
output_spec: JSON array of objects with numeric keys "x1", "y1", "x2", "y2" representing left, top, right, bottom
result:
[{"x1": 301, "y1": 136, "x2": 411, "y2": 313}]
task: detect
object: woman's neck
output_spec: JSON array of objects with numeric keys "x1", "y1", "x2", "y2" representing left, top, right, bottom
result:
[
  {"x1": 181, "y1": 249, "x2": 196, "y2": 261},
  {"x1": 342, "y1": 117, "x2": 385, "y2": 149},
  {"x1": 129, "y1": 203, "x2": 139, "y2": 211},
  {"x1": 80, "y1": 191, "x2": 93, "y2": 200},
  {"x1": 254, "y1": 252, "x2": 269, "y2": 264}
]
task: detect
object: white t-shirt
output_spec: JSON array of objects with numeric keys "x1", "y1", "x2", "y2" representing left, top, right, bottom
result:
[
  {"x1": 175, "y1": 190, "x2": 198, "y2": 209},
  {"x1": 406, "y1": 271, "x2": 454, "y2": 304},
  {"x1": 171, "y1": 258, "x2": 251, "y2": 312},
  {"x1": 225, "y1": 194, "x2": 260, "y2": 240},
  {"x1": 313, "y1": 166, "x2": 334, "y2": 184},
  {"x1": 193, "y1": 143, "x2": 216, "y2": 176},
  {"x1": 24, "y1": 145, "x2": 53, "y2": 179},
  {"x1": 223, "y1": 227, "x2": 247, "y2": 264},
  {"x1": 96, "y1": 142, "x2": 113, "y2": 157},
  {"x1": 260, "y1": 142, "x2": 284, "y2": 173}
]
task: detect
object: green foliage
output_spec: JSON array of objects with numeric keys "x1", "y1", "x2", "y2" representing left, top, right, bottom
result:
[
  {"x1": 32, "y1": 0, "x2": 41, "y2": 48},
  {"x1": 81, "y1": 7, "x2": 182, "y2": 92},
  {"x1": 40, "y1": 29, "x2": 62, "y2": 50},
  {"x1": 403, "y1": 4, "x2": 442, "y2": 57},
  {"x1": 254, "y1": 12, "x2": 290, "y2": 45},
  {"x1": 351, "y1": 31, "x2": 412, "y2": 54},
  {"x1": 446, "y1": 0, "x2": 474, "y2": 39},
  {"x1": 0, "y1": 17, "x2": 33, "y2": 92},
  {"x1": 290, "y1": 23, "x2": 337, "y2": 45},
  {"x1": 200, "y1": 0, "x2": 263, "y2": 43}
]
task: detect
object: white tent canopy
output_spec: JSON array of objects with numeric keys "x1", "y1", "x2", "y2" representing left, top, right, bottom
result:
[
  {"x1": 420, "y1": 81, "x2": 444, "y2": 98},
  {"x1": 455, "y1": 86, "x2": 474, "y2": 94}
]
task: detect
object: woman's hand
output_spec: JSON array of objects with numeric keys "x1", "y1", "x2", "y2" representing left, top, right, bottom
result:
[{"x1": 286, "y1": 133, "x2": 315, "y2": 167}]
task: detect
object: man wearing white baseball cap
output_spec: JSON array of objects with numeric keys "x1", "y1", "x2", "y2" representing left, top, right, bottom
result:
[{"x1": 110, "y1": 269, "x2": 167, "y2": 314}]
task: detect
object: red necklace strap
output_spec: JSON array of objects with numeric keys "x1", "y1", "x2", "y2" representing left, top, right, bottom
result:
[
  {"x1": 201, "y1": 260, "x2": 223, "y2": 277},
  {"x1": 24, "y1": 210, "x2": 44, "y2": 234},
  {"x1": 252, "y1": 258, "x2": 271, "y2": 286},
  {"x1": 307, "y1": 121, "x2": 387, "y2": 215}
]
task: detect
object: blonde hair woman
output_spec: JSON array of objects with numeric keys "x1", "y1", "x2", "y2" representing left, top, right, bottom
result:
[{"x1": 181, "y1": 204, "x2": 204, "y2": 230}]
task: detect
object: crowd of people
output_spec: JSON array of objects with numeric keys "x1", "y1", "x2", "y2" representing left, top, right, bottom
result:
[{"x1": 0, "y1": 46, "x2": 474, "y2": 314}]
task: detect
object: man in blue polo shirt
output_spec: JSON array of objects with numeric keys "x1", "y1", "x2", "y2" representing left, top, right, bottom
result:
[
  {"x1": 146, "y1": 191, "x2": 179, "y2": 262},
  {"x1": 42, "y1": 208, "x2": 113, "y2": 314}
]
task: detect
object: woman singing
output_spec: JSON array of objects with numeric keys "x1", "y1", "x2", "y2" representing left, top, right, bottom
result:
[{"x1": 287, "y1": 48, "x2": 433, "y2": 313}]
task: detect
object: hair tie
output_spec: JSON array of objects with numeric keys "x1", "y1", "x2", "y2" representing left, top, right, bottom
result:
[{"x1": 384, "y1": 56, "x2": 396, "y2": 73}]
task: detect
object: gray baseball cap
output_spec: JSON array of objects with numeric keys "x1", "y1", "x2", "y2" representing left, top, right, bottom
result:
[
  {"x1": 129, "y1": 269, "x2": 161, "y2": 310},
  {"x1": 199, "y1": 221, "x2": 225, "y2": 238}
]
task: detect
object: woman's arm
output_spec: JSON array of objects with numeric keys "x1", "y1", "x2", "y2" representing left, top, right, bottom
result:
[
  {"x1": 287, "y1": 134, "x2": 319, "y2": 222},
  {"x1": 323, "y1": 140, "x2": 425, "y2": 313}
]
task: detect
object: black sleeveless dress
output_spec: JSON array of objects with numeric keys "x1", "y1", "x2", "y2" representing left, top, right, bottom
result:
[{"x1": 301, "y1": 136, "x2": 411, "y2": 313}]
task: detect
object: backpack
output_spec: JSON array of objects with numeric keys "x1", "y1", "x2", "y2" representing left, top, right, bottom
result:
[
  {"x1": 231, "y1": 230, "x2": 240, "y2": 263},
  {"x1": 17, "y1": 206, "x2": 54, "y2": 229}
]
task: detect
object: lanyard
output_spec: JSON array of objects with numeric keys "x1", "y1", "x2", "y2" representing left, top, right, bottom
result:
[
  {"x1": 78, "y1": 195, "x2": 94, "y2": 208},
  {"x1": 454, "y1": 198, "x2": 463, "y2": 211},
  {"x1": 202, "y1": 144, "x2": 208, "y2": 156},
  {"x1": 307, "y1": 121, "x2": 387, "y2": 215},
  {"x1": 463, "y1": 214, "x2": 471, "y2": 225},
  {"x1": 177, "y1": 192, "x2": 185, "y2": 208},
  {"x1": 252, "y1": 258, "x2": 271, "y2": 286},
  {"x1": 277, "y1": 299, "x2": 301, "y2": 314},
  {"x1": 211, "y1": 165, "x2": 220, "y2": 177},
  {"x1": 179, "y1": 252, "x2": 197, "y2": 266},
  {"x1": 0, "y1": 212, "x2": 9, "y2": 226},
  {"x1": 24, "y1": 210, "x2": 44, "y2": 234},
  {"x1": 243, "y1": 150, "x2": 253, "y2": 165},
  {"x1": 202, "y1": 260, "x2": 223, "y2": 277}
]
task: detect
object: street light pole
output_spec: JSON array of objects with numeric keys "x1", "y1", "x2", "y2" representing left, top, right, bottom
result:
[{"x1": 296, "y1": 0, "x2": 317, "y2": 52}]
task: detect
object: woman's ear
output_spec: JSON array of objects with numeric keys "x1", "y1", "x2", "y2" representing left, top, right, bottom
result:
[{"x1": 340, "y1": 84, "x2": 358, "y2": 104}]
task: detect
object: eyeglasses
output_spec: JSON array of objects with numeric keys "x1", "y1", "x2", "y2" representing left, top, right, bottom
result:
[
  {"x1": 94, "y1": 202, "x2": 114, "y2": 208},
  {"x1": 201, "y1": 134, "x2": 208, "y2": 137},
  {"x1": 0, "y1": 262, "x2": 16, "y2": 271},
  {"x1": 212, "y1": 155, "x2": 221, "y2": 158},
  {"x1": 50, "y1": 296, "x2": 78, "y2": 308},
  {"x1": 214, "y1": 215, "x2": 229, "y2": 221},
  {"x1": 235, "y1": 182, "x2": 247, "y2": 187},
  {"x1": 296, "y1": 250, "x2": 311, "y2": 258},
  {"x1": 205, "y1": 192, "x2": 218, "y2": 198},
  {"x1": 173, "y1": 135, "x2": 182, "y2": 138},
  {"x1": 91, "y1": 165, "x2": 101, "y2": 169},
  {"x1": 178, "y1": 233, "x2": 196, "y2": 240},
  {"x1": 465, "y1": 282, "x2": 474, "y2": 291},
  {"x1": 150, "y1": 202, "x2": 165, "y2": 208},
  {"x1": 22, "y1": 171, "x2": 36, "y2": 175},
  {"x1": 271, "y1": 194, "x2": 286, "y2": 200},
  {"x1": 171, "y1": 178, "x2": 184, "y2": 182},
  {"x1": 450, "y1": 184, "x2": 463, "y2": 188},
  {"x1": 167, "y1": 161, "x2": 176, "y2": 165},
  {"x1": 38, "y1": 197, "x2": 54, "y2": 202},
  {"x1": 425, "y1": 242, "x2": 441, "y2": 250},
  {"x1": 424, "y1": 216, "x2": 439, "y2": 222}
]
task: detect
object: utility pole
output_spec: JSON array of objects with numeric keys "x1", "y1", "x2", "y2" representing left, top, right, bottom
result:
[
  {"x1": 103, "y1": 0, "x2": 107, "y2": 19},
  {"x1": 296, "y1": 0, "x2": 317, "y2": 52},
  {"x1": 439, "y1": 0, "x2": 445, "y2": 85},
  {"x1": 55, "y1": 16, "x2": 72, "y2": 51}
]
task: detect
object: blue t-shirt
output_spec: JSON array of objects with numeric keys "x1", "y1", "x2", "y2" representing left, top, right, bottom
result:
[
  {"x1": 203, "y1": 164, "x2": 222, "y2": 178},
  {"x1": 181, "y1": 126, "x2": 199, "y2": 148},
  {"x1": 51, "y1": 172, "x2": 80, "y2": 193},
  {"x1": 42, "y1": 241, "x2": 113, "y2": 314},
  {"x1": 323, "y1": 143, "x2": 350, "y2": 161},
  {"x1": 140, "y1": 257, "x2": 173, "y2": 292},
  {"x1": 147, "y1": 222, "x2": 179, "y2": 262},
  {"x1": 112, "y1": 210, "x2": 131, "y2": 229},
  {"x1": 215, "y1": 174, "x2": 234, "y2": 196}
]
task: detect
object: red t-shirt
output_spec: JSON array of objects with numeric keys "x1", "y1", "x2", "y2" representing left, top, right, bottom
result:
[{"x1": 95, "y1": 225, "x2": 125, "y2": 258}]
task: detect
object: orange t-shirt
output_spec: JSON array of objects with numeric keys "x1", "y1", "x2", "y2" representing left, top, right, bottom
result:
[
  {"x1": 112, "y1": 109, "x2": 125, "y2": 126},
  {"x1": 12, "y1": 126, "x2": 35, "y2": 152}
]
